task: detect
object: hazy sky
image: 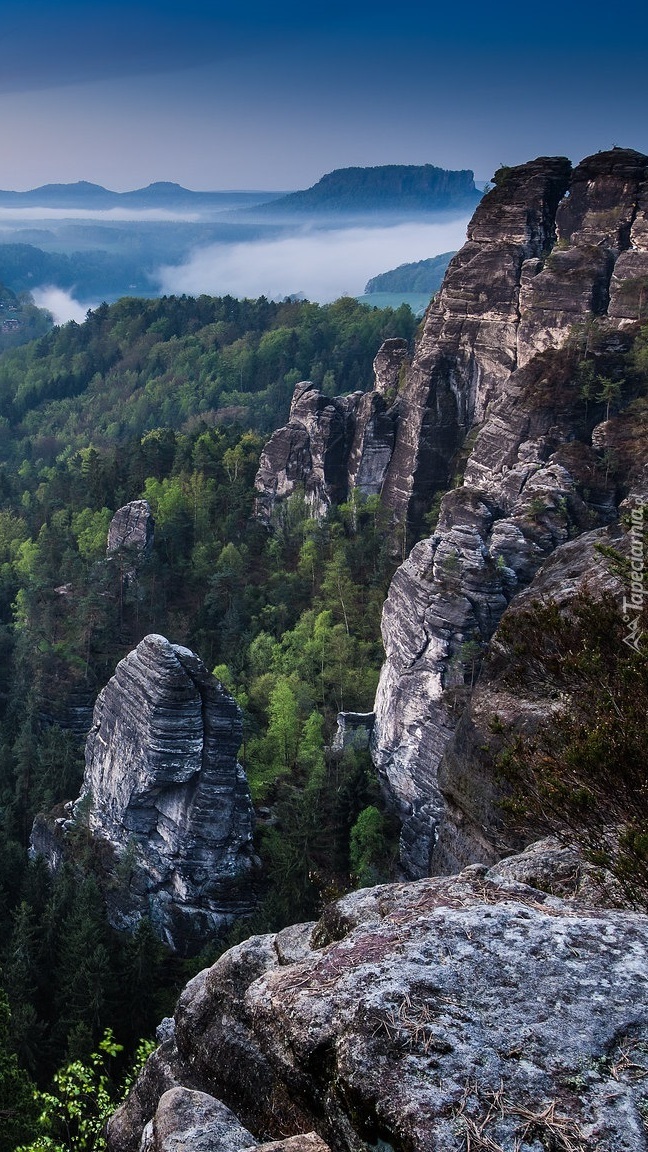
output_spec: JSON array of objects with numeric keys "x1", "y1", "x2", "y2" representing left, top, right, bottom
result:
[{"x1": 0, "y1": 0, "x2": 647, "y2": 191}]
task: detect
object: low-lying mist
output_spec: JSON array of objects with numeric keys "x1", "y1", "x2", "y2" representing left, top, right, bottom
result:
[
  {"x1": 31, "y1": 286, "x2": 98, "y2": 324},
  {"x1": 155, "y1": 220, "x2": 470, "y2": 303}
]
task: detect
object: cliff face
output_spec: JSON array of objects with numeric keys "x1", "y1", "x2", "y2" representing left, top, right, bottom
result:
[
  {"x1": 31, "y1": 635, "x2": 256, "y2": 953},
  {"x1": 372, "y1": 147, "x2": 648, "y2": 876},
  {"x1": 252, "y1": 150, "x2": 648, "y2": 877},
  {"x1": 108, "y1": 842, "x2": 648, "y2": 1152}
]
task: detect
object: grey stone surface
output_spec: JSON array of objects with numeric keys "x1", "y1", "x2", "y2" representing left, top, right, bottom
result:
[
  {"x1": 372, "y1": 148, "x2": 648, "y2": 875},
  {"x1": 430, "y1": 522, "x2": 643, "y2": 877},
  {"x1": 254, "y1": 338, "x2": 409, "y2": 523},
  {"x1": 31, "y1": 635, "x2": 256, "y2": 953},
  {"x1": 331, "y1": 711, "x2": 374, "y2": 752},
  {"x1": 108, "y1": 854, "x2": 648, "y2": 1152},
  {"x1": 148, "y1": 1088, "x2": 256, "y2": 1152},
  {"x1": 107, "y1": 500, "x2": 155, "y2": 559},
  {"x1": 254, "y1": 381, "x2": 362, "y2": 521}
]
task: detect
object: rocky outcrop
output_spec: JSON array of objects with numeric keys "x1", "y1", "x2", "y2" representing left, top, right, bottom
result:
[
  {"x1": 331, "y1": 711, "x2": 374, "y2": 753},
  {"x1": 254, "y1": 339, "x2": 408, "y2": 522},
  {"x1": 254, "y1": 381, "x2": 363, "y2": 522},
  {"x1": 429, "y1": 523, "x2": 636, "y2": 875},
  {"x1": 108, "y1": 847, "x2": 648, "y2": 1152},
  {"x1": 30, "y1": 635, "x2": 256, "y2": 953},
  {"x1": 372, "y1": 148, "x2": 648, "y2": 876},
  {"x1": 377, "y1": 156, "x2": 572, "y2": 529},
  {"x1": 346, "y1": 338, "x2": 406, "y2": 498},
  {"x1": 107, "y1": 500, "x2": 155, "y2": 559}
]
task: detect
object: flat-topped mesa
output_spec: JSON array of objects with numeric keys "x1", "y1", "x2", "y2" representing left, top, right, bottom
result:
[{"x1": 31, "y1": 635, "x2": 256, "y2": 954}]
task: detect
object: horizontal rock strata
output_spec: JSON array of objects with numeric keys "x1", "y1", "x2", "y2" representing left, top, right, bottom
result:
[
  {"x1": 32, "y1": 635, "x2": 256, "y2": 953},
  {"x1": 372, "y1": 147, "x2": 648, "y2": 875}
]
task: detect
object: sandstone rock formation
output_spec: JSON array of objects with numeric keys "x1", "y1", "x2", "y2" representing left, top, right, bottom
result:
[
  {"x1": 107, "y1": 499, "x2": 155, "y2": 560},
  {"x1": 254, "y1": 339, "x2": 408, "y2": 522},
  {"x1": 430, "y1": 524, "x2": 635, "y2": 876},
  {"x1": 108, "y1": 846, "x2": 648, "y2": 1152},
  {"x1": 31, "y1": 635, "x2": 256, "y2": 953},
  {"x1": 371, "y1": 147, "x2": 648, "y2": 875},
  {"x1": 254, "y1": 381, "x2": 362, "y2": 522}
]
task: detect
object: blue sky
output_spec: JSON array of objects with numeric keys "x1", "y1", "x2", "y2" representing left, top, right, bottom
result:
[{"x1": 0, "y1": 0, "x2": 646, "y2": 190}]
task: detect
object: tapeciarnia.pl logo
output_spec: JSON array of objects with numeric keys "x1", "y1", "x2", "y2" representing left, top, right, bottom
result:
[{"x1": 623, "y1": 502, "x2": 645, "y2": 653}]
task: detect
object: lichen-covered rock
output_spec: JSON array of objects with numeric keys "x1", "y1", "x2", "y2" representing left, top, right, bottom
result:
[
  {"x1": 31, "y1": 635, "x2": 256, "y2": 953},
  {"x1": 108, "y1": 856, "x2": 648, "y2": 1152}
]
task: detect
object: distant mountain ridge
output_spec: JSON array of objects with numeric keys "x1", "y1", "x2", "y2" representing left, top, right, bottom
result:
[
  {"x1": 0, "y1": 181, "x2": 285, "y2": 210},
  {"x1": 364, "y1": 252, "x2": 456, "y2": 294},
  {"x1": 0, "y1": 167, "x2": 482, "y2": 217},
  {"x1": 257, "y1": 164, "x2": 482, "y2": 216}
]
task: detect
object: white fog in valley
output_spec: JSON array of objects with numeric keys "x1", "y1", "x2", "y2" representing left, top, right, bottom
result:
[
  {"x1": 31, "y1": 287, "x2": 99, "y2": 324},
  {"x1": 156, "y1": 220, "x2": 471, "y2": 303},
  {"x1": 0, "y1": 206, "x2": 202, "y2": 223}
]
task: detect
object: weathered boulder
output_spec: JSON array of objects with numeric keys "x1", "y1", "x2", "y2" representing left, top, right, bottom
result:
[
  {"x1": 31, "y1": 635, "x2": 256, "y2": 953},
  {"x1": 143, "y1": 1088, "x2": 256, "y2": 1152},
  {"x1": 108, "y1": 851, "x2": 648, "y2": 1152}
]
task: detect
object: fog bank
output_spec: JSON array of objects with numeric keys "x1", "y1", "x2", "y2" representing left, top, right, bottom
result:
[
  {"x1": 32, "y1": 286, "x2": 98, "y2": 324},
  {"x1": 156, "y1": 220, "x2": 470, "y2": 303}
]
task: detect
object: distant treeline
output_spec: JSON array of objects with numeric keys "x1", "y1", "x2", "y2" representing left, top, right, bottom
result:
[{"x1": 365, "y1": 251, "x2": 456, "y2": 295}]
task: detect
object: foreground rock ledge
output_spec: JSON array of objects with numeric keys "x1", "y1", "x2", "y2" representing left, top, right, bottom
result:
[{"x1": 108, "y1": 843, "x2": 648, "y2": 1152}]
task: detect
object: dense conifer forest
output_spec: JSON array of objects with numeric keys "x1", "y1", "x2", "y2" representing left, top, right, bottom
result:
[{"x1": 0, "y1": 294, "x2": 416, "y2": 1147}]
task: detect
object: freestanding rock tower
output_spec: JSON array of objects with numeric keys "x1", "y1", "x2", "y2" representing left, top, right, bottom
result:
[{"x1": 32, "y1": 634, "x2": 256, "y2": 953}]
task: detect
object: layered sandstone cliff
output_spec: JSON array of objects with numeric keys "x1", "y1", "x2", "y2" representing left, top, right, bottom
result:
[
  {"x1": 372, "y1": 147, "x2": 648, "y2": 874},
  {"x1": 255, "y1": 149, "x2": 648, "y2": 876},
  {"x1": 30, "y1": 635, "x2": 256, "y2": 952}
]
